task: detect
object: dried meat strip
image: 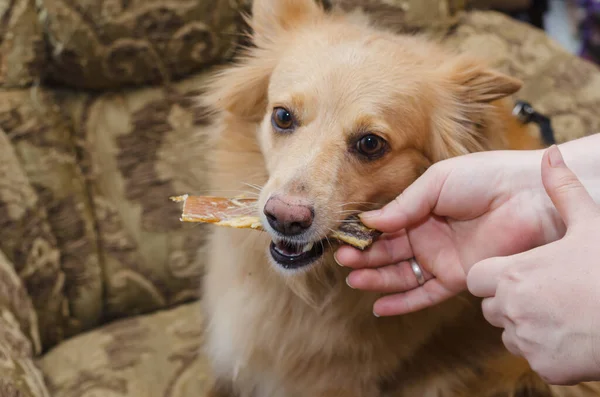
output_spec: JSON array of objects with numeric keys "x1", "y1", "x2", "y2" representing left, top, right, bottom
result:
[{"x1": 170, "y1": 195, "x2": 381, "y2": 250}]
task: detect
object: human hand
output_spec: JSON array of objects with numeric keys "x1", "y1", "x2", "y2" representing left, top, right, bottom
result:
[
  {"x1": 335, "y1": 148, "x2": 566, "y2": 316},
  {"x1": 467, "y1": 145, "x2": 600, "y2": 385}
]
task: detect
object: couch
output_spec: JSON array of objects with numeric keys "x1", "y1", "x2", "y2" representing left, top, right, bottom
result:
[{"x1": 1, "y1": 0, "x2": 599, "y2": 396}]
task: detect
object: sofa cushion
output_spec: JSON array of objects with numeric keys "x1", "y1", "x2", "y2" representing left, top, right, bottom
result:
[
  {"x1": 0, "y1": 121, "x2": 72, "y2": 350},
  {"x1": 42, "y1": 0, "x2": 461, "y2": 91},
  {"x1": 440, "y1": 11, "x2": 600, "y2": 142},
  {"x1": 0, "y1": 88, "x2": 105, "y2": 349},
  {"x1": 0, "y1": 250, "x2": 49, "y2": 397},
  {"x1": 38, "y1": 0, "x2": 247, "y2": 90},
  {"x1": 0, "y1": 249, "x2": 40, "y2": 354},
  {"x1": 0, "y1": 74, "x2": 221, "y2": 347},
  {"x1": 38, "y1": 301, "x2": 213, "y2": 397},
  {"x1": 0, "y1": 306, "x2": 50, "y2": 397},
  {"x1": 330, "y1": 0, "x2": 466, "y2": 30},
  {"x1": 0, "y1": 0, "x2": 47, "y2": 88},
  {"x1": 61, "y1": 73, "x2": 212, "y2": 323}
]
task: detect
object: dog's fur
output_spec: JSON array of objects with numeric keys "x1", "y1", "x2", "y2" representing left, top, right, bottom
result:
[{"x1": 199, "y1": 1, "x2": 600, "y2": 396}]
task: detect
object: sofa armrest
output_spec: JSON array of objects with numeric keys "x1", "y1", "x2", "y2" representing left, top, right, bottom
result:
[{"x1": 0, "y1": 250, "x2": 49, "y2": 397}]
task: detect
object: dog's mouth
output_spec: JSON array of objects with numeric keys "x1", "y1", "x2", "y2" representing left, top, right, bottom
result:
[{"x1": 269, "y1": 237, "x2": 327, "y2": 269}]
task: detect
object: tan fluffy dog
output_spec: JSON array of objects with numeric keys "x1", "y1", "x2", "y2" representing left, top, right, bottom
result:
[{"x1": 200, "y1": 0, "x2": 600, "y2": 396}]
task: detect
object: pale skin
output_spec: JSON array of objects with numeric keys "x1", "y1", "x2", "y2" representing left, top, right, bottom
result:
[{"x1": 335, "y1": 133, "x2": 600, "y2": 385}]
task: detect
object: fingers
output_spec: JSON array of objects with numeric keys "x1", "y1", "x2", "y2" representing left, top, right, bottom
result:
[
  {"x1": 372, "y1": 279, "x2": 456, "y2": 316},
  {"x1": 542, "y1": 145, "x2": 600, "y2": 227},
  {"x1": 481, "y1": 297, "x2": 505, "y2": 328},
  {"x1": 346, "y1": 261, "x2": 434, "y2": 293},
  {"x1": 334, "y1": 229, "x2": 412, "y2": 269},
  {"x1": 358, "y1": 164, "x2": 448, "y2": 233},
  {"x1": 466, "y1": 256, "x2": 513, "y2": 298},
  {"x1": 501, "y1": 328, "x2": 522, "y2": 357}
]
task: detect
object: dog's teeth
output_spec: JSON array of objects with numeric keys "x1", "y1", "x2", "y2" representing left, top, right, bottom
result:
[{"x1": 301, "y1": 242, "x2": 314, "y2": 253}]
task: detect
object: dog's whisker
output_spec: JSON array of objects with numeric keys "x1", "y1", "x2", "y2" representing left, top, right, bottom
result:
[
  {"x1": 246, "y1": 183, "x2": 264, "y2": 190},
  {"x1": 208, "y1": 208, "x2": 261, "y2": 219},
  {"x1": 319, "y1": 239, "x2": 326, "y2": 258},
  {"x1": 333, "y1": 210, "x2": 363, "y2": 215},
  {"x1": 182, "y1": 189, "x2": 261, "y2": 197},
  {"x1": 242, "y1": 182, "x2": 264, "y2": 193},
  {"x1": 324, "y1": 230, "x2": 337, "y2": 251},
  {"x1": 337, "y1": 201, "x2": 380, "y2": 207}
]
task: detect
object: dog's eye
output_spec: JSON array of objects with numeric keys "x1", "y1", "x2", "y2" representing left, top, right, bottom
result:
[
  {"x1": 272, "y1": 107, "x2": 295, "y2": 131},
  {"x1": 356, "y1": 134, "x2": 387, "y2": 159}
]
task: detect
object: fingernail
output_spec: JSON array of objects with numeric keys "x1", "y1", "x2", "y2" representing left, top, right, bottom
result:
[
  {"x1": 333, "y1": 252, "x2": 344, "y2": 267},
  {"x1": 373, "y1": 310, "x2": 380, "y2": 318},
  {"x1": 345, "y1": 276, "x2": 354, "y2": 289},
  {"x1": 548, "y1": 145, "x2": 565, "y2": 168},
  {"x1": 359, "y1": 209, "x2": 381, "y2": 220}
]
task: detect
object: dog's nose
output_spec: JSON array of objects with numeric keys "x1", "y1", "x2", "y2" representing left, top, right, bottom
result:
[{"x1": 264, "y1": 196, "x2": 314, "y2": 236}]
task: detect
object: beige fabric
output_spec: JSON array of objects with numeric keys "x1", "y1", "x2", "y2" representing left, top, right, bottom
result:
[
  {"x1": 0, "y1": 250, "x2": 49, "y2": 397},
  {"x1": 469, "y1": 0, "x2": 532, "y2": 11},
  {"x1": 67, "y1": 73, "x2": 212, "y2": 322},
  {"x1": 38, "y1": 0, "x2": 247, "y2": 90},
  {"x1": 323, "y1": 0, "x2": 467, "y2": 33},
  {"x1": 441, "y1": 11, "x2": 600, "y2": 142},
  {"x1": 0, "y1": 122, "x2": 70, "y2": 350},
  {"x1": 0, "y1": 0, "x2": 46, "y2": 88},
  {"x1": 0, "y1": 75, "x2": 215, "y2": 351},
  {"x1": 0, "y1": 250, "x2": 40, "y2": 354},
  {"x1": 0, "y1": 88, "x2": 104, "y2": 345},
  {"x1": 38, "y1": 301, "x2": 214, "y2": 397}
]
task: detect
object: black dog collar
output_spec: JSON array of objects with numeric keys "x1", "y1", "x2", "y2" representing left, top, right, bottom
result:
[{"x1": 512, "y1": 100, "x2": 556, "y2": 145}]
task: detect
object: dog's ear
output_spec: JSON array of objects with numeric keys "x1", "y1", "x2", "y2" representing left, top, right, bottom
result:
[
  {"x1": 428, "y1": 57, "x2": 523, "y2": 160},
  {"x1": 202, "y1": 54, "x2": 275, "y2": 121},
  {"x1": 251, "y1": 0, "x2": 325, "y2": 46},
  {"x1": 444, "y1": 56, "x2": 522, "y2": 104},
  {"x1": 202, "y1": 0, "x2": 324, "y2": 121}
]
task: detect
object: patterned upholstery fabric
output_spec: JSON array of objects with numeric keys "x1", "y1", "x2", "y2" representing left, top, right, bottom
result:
[
  {"x1": 0, "y1": 1, "x2": 599, "y2": 396},
  {"x1": 442, "y1": 11, "x2": 600, "y2": 143},
  {"x1": 0, "y1": 250, "x2": 49, "y2": 397},
  {"x1": 38, "y1": 301, "x2": 213, "y2": 397},
  {"x1": 67, "y1": 74, "x2": 211, "y2": 322},
  {"x1": 330, "y1": 0, "x2": 467, "y2": 30},
  {"x1": 0, "y1": 0, "x2": 46, "y2": 88},
  {"x1": 0, "y1": 75, "x2": 213, "y2": 350},
  {"x1": 38, "y1": 0, "x2": 247, "y2": 90},
  {"x1": 0, "y1": 115, "x2": 71, "y2": 350}
]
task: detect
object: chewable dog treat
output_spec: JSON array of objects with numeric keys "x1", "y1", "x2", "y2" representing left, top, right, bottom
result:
[{"x1": 170, "y1": 194, "x2": 381, "y2": 250}]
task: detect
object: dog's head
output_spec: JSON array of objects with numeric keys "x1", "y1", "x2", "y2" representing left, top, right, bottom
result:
[{"x1": 205, "y1": 0, "x2": 521, "y2": 273}]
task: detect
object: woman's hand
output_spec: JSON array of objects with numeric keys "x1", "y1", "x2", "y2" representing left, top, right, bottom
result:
[
  {"x1": 467, "y1": 145, "x2": 600, "y2": 385},
  {"x1": 335, "y1": 133, "x2": 600, "y2": 317}
]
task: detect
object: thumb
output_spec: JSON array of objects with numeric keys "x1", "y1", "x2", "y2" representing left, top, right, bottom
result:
[
  {"x1": 359, "y1": 164, "x2": 448, "y2": 233},
  {"x1": 466, "y1": 255, "x2": 514, "y2": 298},
  {"x1": 542, "y1": 145, "x2": 599, "y2": 227}
]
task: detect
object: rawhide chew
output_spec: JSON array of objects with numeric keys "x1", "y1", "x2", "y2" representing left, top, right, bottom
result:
[{"x1": 170, "y1": 195, "x2": 381, "y2": 250}]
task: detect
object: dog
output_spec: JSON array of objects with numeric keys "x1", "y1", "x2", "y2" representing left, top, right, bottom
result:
[{"x1": 199, "y1": 0, "x2": 600, "y2": 396}]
